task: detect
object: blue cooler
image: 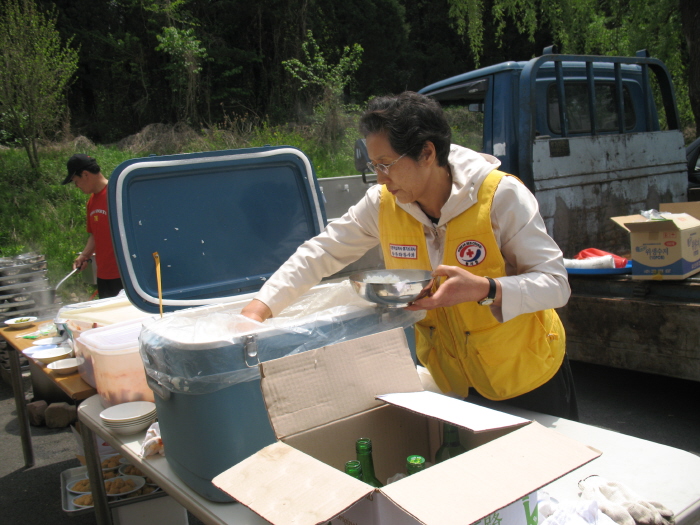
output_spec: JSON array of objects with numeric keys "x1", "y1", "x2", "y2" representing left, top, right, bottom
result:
[{"x1": 108, "y1": 147, "x2": 423, "y2": 501}]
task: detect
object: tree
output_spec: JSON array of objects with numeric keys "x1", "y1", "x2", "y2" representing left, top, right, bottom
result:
[
  {"x1": 0, "y1": 0, "x2": 78, "y2": 170},
  {"x1": 445, "y1": 0, "x2": 696, "y2": 135},
  {"x1": 283, "y1": 30, "x2": 363, "y2": 147}
]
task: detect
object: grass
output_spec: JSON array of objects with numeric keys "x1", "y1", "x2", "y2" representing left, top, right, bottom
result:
[{"x1": 0, "y1": 107, "x2": 485, "y2": 304}]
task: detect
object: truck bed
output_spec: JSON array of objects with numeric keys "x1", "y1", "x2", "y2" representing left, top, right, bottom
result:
[{"x1": 558, "y1": 274, "x2": 700, "y2": 381}]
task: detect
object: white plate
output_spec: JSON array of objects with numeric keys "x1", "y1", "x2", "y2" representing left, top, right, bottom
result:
[
  {"x1": 4, "y1": 316, "x2": 37, "y2": 328},
  {"x1": 104, "y1": 475, "x2": 146, "y2": 497},
  {"x1": 68, "y1": 478, "x2": 92, "y2": 495},
  {"x1": 100, "y1": 401, "x2": 156, "y2": 423},
  {"x1": 48, "y1": 357, "x2": 79, "y2": 375},
  {"x1": 108, "y1": 420, "x2": 155, "y2": 435},
  {"x1": 33, "y1": 336, "x2": 67, "y2": 345},
  {"x1": 103, "y1": 413, "x2": 156, "y2": 425},
  {"x1": 31, "y1": 347, "x2": 73, "y2": 364}
]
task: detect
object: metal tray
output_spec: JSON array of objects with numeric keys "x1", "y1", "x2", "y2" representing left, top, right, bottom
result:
[{"x1": 60, "y1": 465, "x2": 164, "y2": 515}]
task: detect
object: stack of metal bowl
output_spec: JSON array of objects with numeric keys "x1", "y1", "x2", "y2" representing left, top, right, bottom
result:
[{"x1": 0, "y1": 252, "x2": 60, "y2": 324}]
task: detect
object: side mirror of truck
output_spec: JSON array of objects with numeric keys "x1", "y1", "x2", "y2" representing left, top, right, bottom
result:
[{"x1": 354, "y1": 138, "x2": 377, "y2": 184}]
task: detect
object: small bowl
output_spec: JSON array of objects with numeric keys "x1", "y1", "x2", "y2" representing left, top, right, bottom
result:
[
  {"x1": 100, "y1": 453, "x2": 123, "y2": 471},
  {"x1": 72, "y1": 494, "x2": 94, "y2": 508},
  {"x1": 104, "y1": 475, "x2": 146, "y2": 497},
  {"x1": 4, "y1": 316, "x2": 38, "y2": 328},
  {"x1": 48, "y1": 357, "x2": 79, "y2": 375},
  {"x1": 119, "y1": 463, "x2": 145, "y2": 477},
  {"x1": 68, "y1": 478, "x2": 92, "y2": 494},
  {"x1": 349, "y1": 269, "x2": 434, "y2": 308}
]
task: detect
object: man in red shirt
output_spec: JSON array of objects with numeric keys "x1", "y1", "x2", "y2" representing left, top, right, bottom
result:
[{"x1": 62, "y1": 154, "x2": 123, "y2": 298}]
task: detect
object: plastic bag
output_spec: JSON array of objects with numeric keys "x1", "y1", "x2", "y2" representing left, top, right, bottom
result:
[
  {"x1": 573, "y1": 248, "x2": 628, "y2": 269},
  {"x1": 139, "y1": 280, "x2": 425, "y2": 395}
]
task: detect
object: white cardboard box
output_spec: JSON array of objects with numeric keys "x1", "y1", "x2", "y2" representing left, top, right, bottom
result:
[
  {"x1": 213, "y1": 328, "x2": 600, "y2": 525},
  {"x1": 612, "y1": 203, "x2": 700, "y2": 280}
]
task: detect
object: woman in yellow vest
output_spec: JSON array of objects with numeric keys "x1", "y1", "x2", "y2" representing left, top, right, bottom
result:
[{"x1": 243, "y1": 91, "x2": 578, "y2": 420}]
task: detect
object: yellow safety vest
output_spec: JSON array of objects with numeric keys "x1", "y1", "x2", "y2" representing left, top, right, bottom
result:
[{"x1": 379, "y1": 170, "x2": 565, "y2": 400}]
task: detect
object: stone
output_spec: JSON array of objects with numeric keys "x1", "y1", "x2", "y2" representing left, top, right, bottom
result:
[
  {"x1": 27, "y1": 400, "x2": 48, "y2": 426},
  {"x1": 45, "y1": 402, "x2": 77, "y2": 428}
]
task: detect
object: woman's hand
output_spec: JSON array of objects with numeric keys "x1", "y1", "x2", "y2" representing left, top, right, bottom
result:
[
  {"x1": 241, "y1": 299, "x2": 273, "y2": 323},
  {"x1": 406, "y1": 265, "x2": 500, "y2": 310}
]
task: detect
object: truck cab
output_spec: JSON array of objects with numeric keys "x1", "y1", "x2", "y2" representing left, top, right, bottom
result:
[{"x1": 419, "y1": 48, "x2": 690, "y2": 258}]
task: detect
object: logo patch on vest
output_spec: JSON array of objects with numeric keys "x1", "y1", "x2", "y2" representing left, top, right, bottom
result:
[
  {"x1": 456, "y1": 240, "x2": 486, "y2": 266},
  {"x1": 390, "y1": 244, "x2": 418, "y2": 259}
]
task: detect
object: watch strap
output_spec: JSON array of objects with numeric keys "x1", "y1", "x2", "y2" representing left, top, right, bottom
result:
[{"x1": 478, "y1": 277, "x2": 496, "y2": 306}]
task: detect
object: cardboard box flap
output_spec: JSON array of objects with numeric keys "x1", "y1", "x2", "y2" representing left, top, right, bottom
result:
[
  {"x1": 260, "y1": 328, "x2": 424, "y2": 439},
  {"x1": 660, "y1": 201, "x2": 700, "y2": 220},
  {"x1": 378, "y1": 391, "x2": 530, "y2": 432},
  {"x1": 381, "y1": 422, "x2": 601, "y2": 525},
  {"x1": 213, "y1": 442, "x2": 372, "y2": 525},
  {"x1": 612, "y1": 213, "x2": 700, "y2": 232}
]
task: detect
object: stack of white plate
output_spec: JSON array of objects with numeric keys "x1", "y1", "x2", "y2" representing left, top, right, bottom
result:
[{"x1": 99, "y1": 401, "x2": 157, "y2": 436}]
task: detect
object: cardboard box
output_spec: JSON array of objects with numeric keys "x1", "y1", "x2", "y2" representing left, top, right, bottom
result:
[
  {"x1": 212, "y1": 328, "x2": 600, "y2": 525},
  {"x1": 612, "y1": 203, "x2": 700, "y2": 280}
]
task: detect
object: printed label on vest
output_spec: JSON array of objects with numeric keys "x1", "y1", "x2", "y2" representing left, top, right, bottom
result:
[
  {"x1": 390, "y1": 244, "x2": 418, "y2": 259},
  {"x1": 456, "y1": 240, "x2": 486, "y2": 266}
]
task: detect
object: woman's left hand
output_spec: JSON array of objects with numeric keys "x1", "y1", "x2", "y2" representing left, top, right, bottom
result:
[{"x1": 406, "y1": 265, "x2": 498, "y2": 310}]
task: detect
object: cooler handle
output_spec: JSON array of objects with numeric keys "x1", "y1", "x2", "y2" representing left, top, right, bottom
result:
[
  {"x1": 146, "y1": 375, "x2": 171, "y2": 401},
  {"x1": 244, "y1": 335, "x2": 260, "y2": 368}
]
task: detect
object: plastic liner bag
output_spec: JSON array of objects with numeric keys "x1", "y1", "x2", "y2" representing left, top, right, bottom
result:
[{"x1": 140, "y1": 280, "x2": 425, "y2": 396}]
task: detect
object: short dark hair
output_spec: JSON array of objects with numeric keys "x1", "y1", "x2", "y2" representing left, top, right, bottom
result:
[{"x1": 359, "y1": 92, "x2": 452, "y2": 167}]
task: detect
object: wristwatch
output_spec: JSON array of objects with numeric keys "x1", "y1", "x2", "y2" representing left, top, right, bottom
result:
[{"x1": 477, "y1": 277, "x2": 497, "y2": 306}]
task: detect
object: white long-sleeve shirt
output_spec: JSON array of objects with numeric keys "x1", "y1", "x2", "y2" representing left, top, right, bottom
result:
[{"x1": 256, "y1": 145, "x2": 570, "y2": 322}]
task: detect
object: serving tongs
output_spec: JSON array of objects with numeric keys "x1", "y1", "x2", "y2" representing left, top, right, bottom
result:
[{"x1": 55, "y1": 268, "x2": 79, "y2": 292}]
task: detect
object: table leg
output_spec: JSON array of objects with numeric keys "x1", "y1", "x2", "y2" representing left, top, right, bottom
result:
[
  {"x1": 7, "y1": 345, "x2": 34, "y2": 467},
  {"x1": 80, "y1": 421, "x2": 113, "y2": 525}
]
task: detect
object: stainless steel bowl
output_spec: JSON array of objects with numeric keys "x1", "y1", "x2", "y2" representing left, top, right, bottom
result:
[{"x1": 349, "y1": 269, "x2": 433, "y2": 308}]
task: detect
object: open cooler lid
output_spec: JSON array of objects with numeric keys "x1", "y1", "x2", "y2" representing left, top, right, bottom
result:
[{"x1": 108, "y1": 146, "x2": 326, "y2": 313}]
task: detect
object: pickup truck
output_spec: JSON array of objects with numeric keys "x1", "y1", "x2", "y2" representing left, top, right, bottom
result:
[{"x1": 320, "y1": 48, "x2": 700, "y2": 382}]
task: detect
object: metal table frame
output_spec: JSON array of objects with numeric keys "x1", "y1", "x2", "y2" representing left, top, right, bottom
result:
[{"x1": 77, "y1": 394, "x2": 700, "y2": 525}]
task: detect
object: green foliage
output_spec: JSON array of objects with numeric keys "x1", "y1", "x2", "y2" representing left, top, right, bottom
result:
[
  {"x1": 446, "y1": 0, "x2": 694, "y2": 132},
  {"x1": 283, "y1": 30, "x2": 363, "y2": 97},
  {"x1": 283, "y1": 30, "x2": 363, "y2": 150},
  {"x1": 156, "y1": 26, "x2": 208, "y2": 123},
  {"x1": 0, "y1": 0, "x2": 79, "y2": 170}
]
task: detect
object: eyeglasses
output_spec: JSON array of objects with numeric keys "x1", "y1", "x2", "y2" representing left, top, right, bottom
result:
[{"x1": 366, "y1": 153, "x2": 406, "y2": 175}]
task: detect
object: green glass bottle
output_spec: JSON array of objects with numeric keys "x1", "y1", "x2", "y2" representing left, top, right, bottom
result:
[
  {"x1": 435, "y1": 423, "x2": 467, "y2": 463},
  {"x1": 344, "y1": 459, "x2": 363, "y2": 480},
  {"x1": 406, "y1": 455, "x2": 426, "y2": 475},
  {"x1": 355, "y1": 438, "x2": 383, "y2": 487}
]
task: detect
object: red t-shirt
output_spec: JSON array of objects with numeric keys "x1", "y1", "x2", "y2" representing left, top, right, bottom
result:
[{"x1": 86, "y1": 186, "x2": 120, "y2": 279}]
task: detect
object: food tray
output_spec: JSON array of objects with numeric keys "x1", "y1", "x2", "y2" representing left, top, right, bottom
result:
[{"x1": 61, "y1": 465, "x2": 164, "y2": 515}]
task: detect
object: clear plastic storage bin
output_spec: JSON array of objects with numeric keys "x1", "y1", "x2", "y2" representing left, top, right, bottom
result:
[{"x1": 78, "y1": 317, "x2": 156, "y2": 407}]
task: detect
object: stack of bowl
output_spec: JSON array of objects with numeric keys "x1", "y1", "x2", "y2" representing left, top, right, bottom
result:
[{"x1": 99, "y1": 401, "x2": 157, "y2": 435}]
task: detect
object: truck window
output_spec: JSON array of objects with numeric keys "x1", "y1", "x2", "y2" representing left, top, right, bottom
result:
[
  {"x1": 547, "y1": 82, "x2": 635, "y2": 135},
  {"x1": 444, "y1": 104, "x2": 484, "y2": 152}
]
